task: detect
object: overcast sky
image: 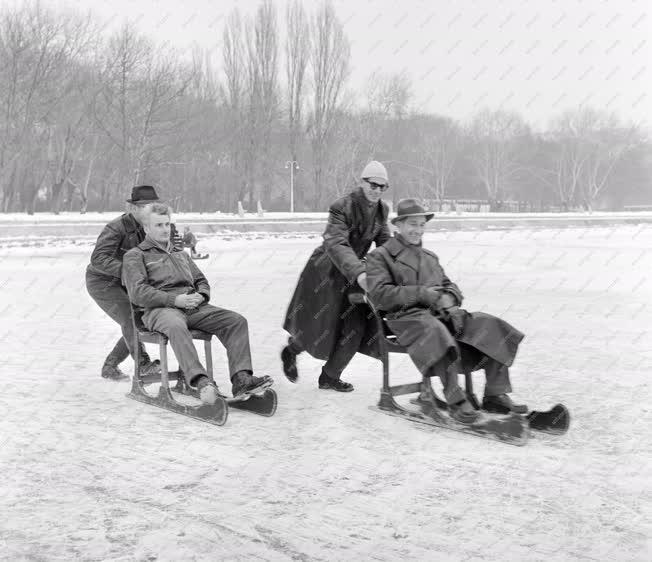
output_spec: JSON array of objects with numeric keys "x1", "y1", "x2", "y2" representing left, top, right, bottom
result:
[{"x1": 45, "y1": 0, "x2": 651, "y2": 130}]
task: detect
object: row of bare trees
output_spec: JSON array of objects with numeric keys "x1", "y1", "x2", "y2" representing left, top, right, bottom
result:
[{"x1": 0, "y1": 0, "x2": 649, "y2": 214}]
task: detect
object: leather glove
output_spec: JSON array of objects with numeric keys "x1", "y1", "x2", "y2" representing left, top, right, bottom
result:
[{"x1": 446, "y1": 306, "x2": 466, "y2": 336}]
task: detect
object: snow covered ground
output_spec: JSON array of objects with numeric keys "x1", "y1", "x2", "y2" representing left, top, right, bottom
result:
[{"x1": 1, "y1": 226, "x2": 650, "y2": 561}]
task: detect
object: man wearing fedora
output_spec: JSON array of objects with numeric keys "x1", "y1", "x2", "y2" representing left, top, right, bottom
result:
[
  {"x1": 281, "y1": 161, "x2": 391, "y2": 392},
  {"x1": 85, "y1": 185, "x2": 164, "y2": 380},
  {"x1": 365, "y1": 199, "x2": 527, "y2": 424}
]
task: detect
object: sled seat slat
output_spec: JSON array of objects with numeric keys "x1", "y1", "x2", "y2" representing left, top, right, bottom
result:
[
  {"x1": 349, "y1": 293, "x2": 480, "y2": 409},
  {"x1": 137, "y1": 329, "x2": 212, "y2": 344},
  {"x1": 389, "y1": 382, "x2": 422, "y2": 396}
]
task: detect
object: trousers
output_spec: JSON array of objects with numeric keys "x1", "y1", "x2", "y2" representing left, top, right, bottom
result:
[
  {"x1": 85, "y1": 271, "x2": 148, "y2": 366},
  {"x1": 430, "y1": 356, "x2": 513, "y2": 405},
  {"x1": 144, "y1": 304, "x2": 253, "y2": 387},
  {"x1": 287, "y1": 301, "x2": 368, "y2": 380}
]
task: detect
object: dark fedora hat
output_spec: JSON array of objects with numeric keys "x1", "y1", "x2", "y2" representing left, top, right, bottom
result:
[
  {"x1": 390, "y1": 198, "x2": 434, "y2": 225},
  {"x1": 126, "y1": 185, "x2": 160, "y2": 204}
]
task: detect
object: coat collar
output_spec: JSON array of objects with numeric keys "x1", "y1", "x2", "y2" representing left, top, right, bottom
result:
[
  {"x1": 351, "y1": 187, "x2": 388, "y2": 225},
  {"x1": 138, "y1": 236, "x2": 171, "y2": 252},
  {"x1": 385, "y1": 234, "x2": 422, "y2": 271},
  {"x1": 122, "y1": 213, "x2": 143, "y2": 234}
]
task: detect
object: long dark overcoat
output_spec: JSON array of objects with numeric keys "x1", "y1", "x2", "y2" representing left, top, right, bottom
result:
[
  {"x1": 283, "y1": 188, "x2": 390, "y2": 360},
  {"x1": 366, "y1": 235, "x2": 525, "y2": 374}
]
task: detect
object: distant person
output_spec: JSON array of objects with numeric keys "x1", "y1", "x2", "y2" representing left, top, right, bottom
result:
[
  {"x1": 122, "y1": 203, "x2": 272, "y2": 402},
  {"x1": 182, "y1": 226, "x2": 204, "y2": 259},
  {"x1": 281, "y1": 161, "x2": 391, "y2": 392},
  {"x1": 85, "y1": 185, "x2": 163, "y2": 380}
]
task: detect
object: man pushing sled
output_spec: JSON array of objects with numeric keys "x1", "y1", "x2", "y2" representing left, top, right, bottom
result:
[{"x1": 365, "y1": 199, "x2": 569, "y2": 441}]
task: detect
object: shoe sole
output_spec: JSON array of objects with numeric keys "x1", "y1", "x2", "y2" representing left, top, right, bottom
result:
[
  {"x1": 451, "y1": 413, "x2": 480, "y2": 424},
  {"x1": 233, "y1": 378, "x2": 274, "y2": 399},
  {"x1": 483, "y1": 404, "x2": 528, "y2": 415},
  {"x1": 318, "y1": 384, "x2": 354, "y2": 392}
]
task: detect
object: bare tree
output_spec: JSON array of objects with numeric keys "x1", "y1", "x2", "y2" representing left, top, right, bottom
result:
[
  {"x1": 358, "y1": 70, "x2": 412, "y2": 158},
  {"x1": 0, "y1": 2, "x2": 95, "y2": 211},
  {"x1": 308, "y1": 0, "x2": 350, "y2": 208},
  {"x1": 95, "y1": 23, "x2": 197, "y2": 208},
  {"x1": 245, "y1": 0, "x2": 279, "y2": 207},
  {"x1": 421, "y1": 116, "x2": 462, "y2": 208},
  {"x1": 221, "y1": 9, "x2": 247, "y2": 209},
  {"x1": 285, "y1": 0, "x2": 308, "y2": 208},
  {"x1": 468, "y1": 109, "x2": 528, "y2": 210}
]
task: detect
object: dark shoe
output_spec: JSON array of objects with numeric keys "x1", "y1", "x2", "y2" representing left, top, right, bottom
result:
[
  {"x1": 483, "y1": 394, "x2": 528, "y2": 414},
  {"x1": 231, "y1": 372, "x2": 273, "y2": 398},
  {"x1": 140, "y1": 359, "x2": 161, "y2": 376},
  {"x1": 417, "y1": 390, "x2": 448, "y2": 410},
  {"x1": 101, "y1": 363, "x2": 130, "y2": 381},
  {"x1": 318, "y1": 372, "x2": 354, "y2": 392},
  {"x1": 449, "y1": 399, "x2": 480, "y2": 424},
  {"x1": 281, "y1": 346, "x2": 298, "y2": 383}
]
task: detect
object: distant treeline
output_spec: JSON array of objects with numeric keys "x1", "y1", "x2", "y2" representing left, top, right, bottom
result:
[{"x1": 0, "y1": 0, "x2": 650, "y2": 214}]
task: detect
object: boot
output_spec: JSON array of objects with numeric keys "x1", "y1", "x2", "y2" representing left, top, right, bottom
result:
[
  {"x1": 140, "y1": 359, "x2": 161, "y2": 376},
  {"x1": 196, "y1": 375, "x2": 222, "y2": 405},
  {"x1": 281, "y1": 346, "x2": 299, "y2": 383},
  {"x1": 449, "y1": 399, "x2": 480, "y2": 424},
  {"x1": 318, "y1": 371, "x2": 354, "y2": 392},
  {"x1": 417, "y1": 388, "x2": 448, "y2": 410},
  {"x1": 101, "y1": 363, "x2": 130, "y2": 381},
  {"x1": 482, "y1": 394, "x2": 528, "y2": 414},
  {"x1": 231, "y1": 371, "x2": 273, "y2": 398}
]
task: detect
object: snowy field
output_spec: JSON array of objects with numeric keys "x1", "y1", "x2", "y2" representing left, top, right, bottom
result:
[{"x1": 1, "y1": 226, "x2": 651, "y2": 561}]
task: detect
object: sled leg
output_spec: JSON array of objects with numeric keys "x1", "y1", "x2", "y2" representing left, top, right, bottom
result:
[
  {"x1": 464, "y1": 371, "x2": 481, "y2": 410},
  {"x1": 204, "y1": 339, "x2": 214, "y2": 381}
]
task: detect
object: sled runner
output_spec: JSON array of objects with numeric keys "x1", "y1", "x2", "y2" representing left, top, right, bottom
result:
[
  {"x1": 172, "y1": 375, "x2": 277, "y2": 417},
  {"x1": 128, "y1": 314, "x2": 228, "y2": 425},
  {"x1": 127, "y1": 304, "x2": 277, "y2": 423},
  {"x1": 350, "y1": 293, "x2": 569, "y2": 444},
  {"x1": 191, "y1": 254, "x2": 209, "y2": 260}
]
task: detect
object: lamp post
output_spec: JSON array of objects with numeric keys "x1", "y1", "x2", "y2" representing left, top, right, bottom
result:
[{"x1": 285, "y1": 160, "x2": 299, "y2": 213}]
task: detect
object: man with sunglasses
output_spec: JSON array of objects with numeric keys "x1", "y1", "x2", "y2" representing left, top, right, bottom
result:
[{"x1": 281, "y1": 161, "x2": 391, "y2": 392}]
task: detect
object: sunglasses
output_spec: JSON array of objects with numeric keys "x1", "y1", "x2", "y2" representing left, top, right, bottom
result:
[{"x1": 366, "y1": 180, "x2": 389, "y2": 192}]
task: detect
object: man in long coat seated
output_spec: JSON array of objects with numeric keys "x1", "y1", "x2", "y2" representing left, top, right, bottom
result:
[{"x1": 365, "y1": 199, "x2": 527, "y2": 424}]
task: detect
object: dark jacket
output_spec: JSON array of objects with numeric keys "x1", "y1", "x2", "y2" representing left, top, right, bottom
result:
[
  {"x1": 182, "y1": 231, "x2": 197, "y2": 247},
  {"x1": 366, "y1": 234, "x2": 524, "y2": 373},
  {"x1": 122, "y1": 237, "x2": 210, "y2": 310},
  {"x1": 86, "y1": 213, "x2": 145, "y2": 280},
  {"x1": 283, "y1": 187, "x2": 391, "y2": 360}
]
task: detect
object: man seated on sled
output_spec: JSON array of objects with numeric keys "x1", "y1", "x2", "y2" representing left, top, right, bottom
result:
[
  {"x1": 122, "y1": 203, "x2": 272, "y2": 404},
  {"x1": 365, "y1": 199, "x2": 527, "y2": 425}
]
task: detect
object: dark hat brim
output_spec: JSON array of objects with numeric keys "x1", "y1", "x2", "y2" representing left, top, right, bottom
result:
[
  {"x1": 126, "y1": 198, "x2": 160, "y2": 203},
  {"x1": 391, "y1": 212, "x2": 434, "y2": 225}
]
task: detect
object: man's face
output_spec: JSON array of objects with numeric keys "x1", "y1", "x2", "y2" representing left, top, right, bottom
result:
[
  {"x1": 145, "y1": 213, "x2": 171, "y2": 244},
  {"x1": 361, "y1": 179, "x2": 388, "y2": 203},
  {"x1": 131, "y1": 203, "x2": 149, "y2": 224},
  {"x1": 397, "y1": 216, "x2": 427, "y2": 245}
]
